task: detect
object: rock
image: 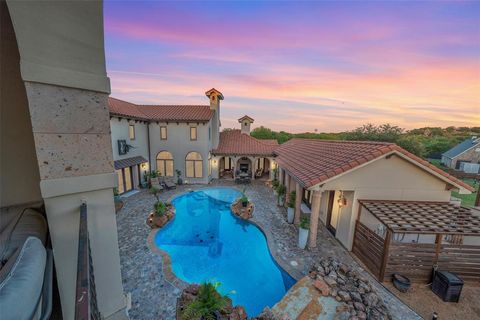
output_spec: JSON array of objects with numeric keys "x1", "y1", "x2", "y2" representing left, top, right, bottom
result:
[
  {"x1": 184, "y1": 284, "x2": 199, "y2": 295},
  {"x1": 337, "y1": 291, "x2": 351, "y2": 302},
  {"x1": 363, "y1": 292, "x2": 378, "y2": 307},
  {"x1": 309, "y1": 270, "x2": 317, "y2": 279},
  {"x1": 356, "y1": 311, "x2": 367, "y2": 320},
  {"x1": 337, "y1": 277, "x2": 346, "y2": 286},
  {"x1": 350, "y1": 291, "x2": 362, "y2": 303},
  {"x1": 324, "y1": 276, "x2": 337, "y2": 286},
  {"x1": 353, "y1": 302, "x2": 365, "y2": 312},
  {"x1": 336, "y1": 304, "x2": 349, "y2": 313},
  {"x1": 314, "y1": 279, "x2": 330, "y2": 296},
  {"x1": 316, "y1": 265, "x2": 326, "y2": 276},
  {"x1": 330, "y1": 288, "x2": 338, "y2": 297},
  {"x1": 233, "y1": 306, "x2": 248, "y2": 320},
  {"x1": 328, "y1": 270, "x2": 338, "y2": 279},
  {"x1": 333, "y1": 311, "x2": 350, "y2": 320}
]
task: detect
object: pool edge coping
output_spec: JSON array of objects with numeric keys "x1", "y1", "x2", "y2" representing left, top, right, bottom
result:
[{"x1": 146, "y1": 185, "x2": 303, "y2": 293}]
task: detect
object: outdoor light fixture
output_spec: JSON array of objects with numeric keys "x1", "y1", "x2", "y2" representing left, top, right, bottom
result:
[{"x1": 338, "y1": 191, "x2": 348, "y2": 208}]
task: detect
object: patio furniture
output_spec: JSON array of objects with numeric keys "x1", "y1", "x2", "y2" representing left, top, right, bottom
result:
[
  {"x1": 151, "y1": 179, "x2": 164, "y2": 191},
  {"x1": 163, "y1": 178, "x2": 177, "y2": 189},
  {"x1": 255, "y1": 168, "x2": 263, "y2": 178}
]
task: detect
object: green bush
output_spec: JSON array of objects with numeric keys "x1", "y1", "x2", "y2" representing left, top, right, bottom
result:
[
  {"x1": 300, "y1": 217, "x2": 310, "y2": 229},
  {"x1": 288, "y1": 191, "x2": 296, "y2": 208},
  {"x1": 240, "y1": 187, "x2": 249, "y2": 205},
  {"x1": 154, "y1": 201, "x2": 167, "y2": 216},
  {"x1": 182, "y1": 282, "x2": 229, "y2": 320}
]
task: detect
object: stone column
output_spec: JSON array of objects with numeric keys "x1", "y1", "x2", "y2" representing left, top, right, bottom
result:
[
  {"x1": 285, "y1": 173, "x2": 291, "y2": 207},
  {"x1": 294, "y1": 182, "x2": 302, "y2": 226},
  {"x1": 251, "y1": 157, "x2": 257, "y2": 179},
  {"x1": 279, "y1": 167, "x2": 284, "y2": 185},
  {"x1": 308, "y1": 190, "x2": 322, "y2": 249}
]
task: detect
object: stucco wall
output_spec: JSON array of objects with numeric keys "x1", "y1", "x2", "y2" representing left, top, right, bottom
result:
[
  {"x1": 1, "y1": 3, "x2": 42, "y2": 207},
  {"x1": 320, "y1": 155, "x2": 451, "y2": 250},
  {"x1": 149, "y1": 121, "x2": 213, "y2": 183}
]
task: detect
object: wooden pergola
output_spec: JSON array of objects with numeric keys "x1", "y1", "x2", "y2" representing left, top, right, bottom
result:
[{"x1": 353, "y1": 200, "x2": 480, "y2": 283}]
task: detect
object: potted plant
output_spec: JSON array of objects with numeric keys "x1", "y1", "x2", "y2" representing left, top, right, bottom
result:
[
  {"x1": 150, "y1": 170, "x2": 160, "y2": 186},
  {"x1": 276, "y1": 184, "x2": 286, "y2": 206},
  {"x1": 298, "y1": 217, "x2": 309, "y2": 249},
  {"x1": 272, "y1": 180, "x2": 279, "y2": 195},
  {"x1": 176, "y1": 169, "x2": 183, "y2": 185},
  {"x1": 240, "y1": 188, "x2": 249, "y2": 207},
  {"x1": 287, "y1": 191, "x2": 296, "y2": 224},
  {"x1": 182, "y1": 282, "x2": 229, "y2": 320},
  {"x1": 113, "y1": 187, "x2": 121, "y2": 203},
  {"x1": 141, "y1": 170, "x2": 149, "y2": 188}
]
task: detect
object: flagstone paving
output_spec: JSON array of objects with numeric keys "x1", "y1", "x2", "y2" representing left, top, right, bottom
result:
[{"x1": 116, "y1": 180, "x2": 420, "y2": 319}]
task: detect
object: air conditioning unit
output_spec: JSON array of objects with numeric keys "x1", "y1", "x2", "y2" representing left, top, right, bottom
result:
[{"x1": 431, "y1": 271, "x2": 464, "y2": 302}]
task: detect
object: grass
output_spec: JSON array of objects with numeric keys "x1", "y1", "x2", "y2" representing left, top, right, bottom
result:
[
  {"x1": 429, "y1": 159, "x2": 478, "y2": 207},
  {"x1": 452, "y1": 178, "x2": 478, "y2": 207}
]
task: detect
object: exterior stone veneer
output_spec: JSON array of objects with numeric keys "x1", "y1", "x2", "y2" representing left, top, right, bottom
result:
[{"x1": 25, "y1": 82, "x2": 114, "y2": 180}]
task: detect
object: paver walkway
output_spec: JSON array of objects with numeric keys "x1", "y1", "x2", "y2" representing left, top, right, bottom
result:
[{"x1": 116, "y1": 180, "x2": 420, "y2": 319}]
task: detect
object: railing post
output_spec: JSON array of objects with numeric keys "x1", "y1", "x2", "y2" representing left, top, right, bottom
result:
[{"x1": 379, "y1": 229, "x2": 392, "y2": 282}]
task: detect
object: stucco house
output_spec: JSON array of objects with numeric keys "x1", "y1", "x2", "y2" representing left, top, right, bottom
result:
[
  {"x1": 441, "y1": 136, "x2": 480, "y2": 172},
  {"x1": 274, "y1": 139, "x2": 475, "y2": 251},
  {"x1": 109, "y1": 89, "x2": 278, "y2": 193}
]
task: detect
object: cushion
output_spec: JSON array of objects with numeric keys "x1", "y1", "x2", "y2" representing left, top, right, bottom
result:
[
  {"x1": 0, "y1": 237, "x2": 46, "y2": 320},
  {"x1": 0, "y1": 208, "x2": 47, "y2": 263}
]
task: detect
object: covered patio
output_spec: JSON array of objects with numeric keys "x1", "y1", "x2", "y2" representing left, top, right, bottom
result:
[{"x1": 353, "y1": 200, "x2": 480, "y2": 283}]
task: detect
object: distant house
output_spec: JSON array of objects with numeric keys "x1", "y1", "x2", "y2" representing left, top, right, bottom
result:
[{"x1": 441, "y1": 137, "x2": 480, "y2": 172}]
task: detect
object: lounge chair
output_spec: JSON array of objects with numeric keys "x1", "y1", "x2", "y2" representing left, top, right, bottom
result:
[
  {"x1": 151, "y1": 179, "x2": 164, "y2": 191},
  {"x1": 163, "y1": 178, "x2": 177, "y2": 189},
  {"x1": 255, "y1": 168, "x2": 263, "y2": 178}
]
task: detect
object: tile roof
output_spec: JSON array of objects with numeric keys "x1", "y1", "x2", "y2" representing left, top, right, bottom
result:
[
  {"x1": 108, "y1": 97, "x2": 213, "y2": 122},
  {"x1": 274, "y1": 139, "x2": 474, "y2": 192},
  {"x1": 442, "y1": 137, "x2": 479, "y2": 159},
  {"x1": 359, "y1": 200, "x2": 480, "y2": 235},
  {"x1": 114, "y1": 156, "x2": 148, "y2": 170},
  {"x1": 259, "y1": 139, "x2": 279, "y2": 146},
  {"x1": 212, "y1": 130, "x2": 278, "y2": 156}
]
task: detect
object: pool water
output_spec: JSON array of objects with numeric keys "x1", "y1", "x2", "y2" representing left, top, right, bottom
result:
[{"x1": 155, "y1": 188, "x2": 296, "y2": 316}]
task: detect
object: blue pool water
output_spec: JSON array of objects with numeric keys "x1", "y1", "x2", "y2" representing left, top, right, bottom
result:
[{"x1": 155, "y1": 188, "x2": 296, "y2": 316}]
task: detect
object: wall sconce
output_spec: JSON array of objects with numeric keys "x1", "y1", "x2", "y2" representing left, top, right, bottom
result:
[
  {"x1": 338, "y1": 191, "x2": 348, "y2": 208},
  {"x1": 141, "y1": 162, "x2": 148, "y2": 170}
]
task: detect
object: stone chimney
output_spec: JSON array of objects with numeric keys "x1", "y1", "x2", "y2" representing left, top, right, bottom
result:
[
  {"x1": 205, "y1": 88, "x2": 223, "y2": 148},
  {"x1": 238, "y1": 115, "x2": 254, "y2": 135}
]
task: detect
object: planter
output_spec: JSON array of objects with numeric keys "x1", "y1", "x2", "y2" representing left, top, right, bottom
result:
[
  {"x1": 277, "y1": 196, "x2": 285, "y2": 207},
  {"x1": 114, "y1": 195, "x2": 121, "y2": 203},
  {"x1": 242, "y1": 201, "x2": 248, "y2": 208},
  {"x1": 177, "y1": 178, "x2": 183, "y2": 185},
  {"x1": 287, "y1": 207, "x2": 295, "y2": 224},
  {"x1": 298, "y1": 227, "x2": 309, "y2": 249},
  {"x1": 392, "y1": 274, "x2": 411, "y2": 293}
]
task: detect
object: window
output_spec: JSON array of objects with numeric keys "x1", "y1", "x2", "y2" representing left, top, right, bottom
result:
[
  {"x1": 190, "y1": 127, "x2": 197, "y2": 141},
  {"x1": 156, "y1": 151, "x2": 174, "y2": 177},
  {"x1": 160, "y1": 126, "x2": 167, "y2": 140},
  {"x1": 186, "y1": 152, "x2": 203, "y2": 178},
  {"x1": 129, "y1": 124, "x2": 135, "y2": 140}
]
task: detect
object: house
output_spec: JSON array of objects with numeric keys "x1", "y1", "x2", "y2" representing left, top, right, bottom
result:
[
  {"x1": 441, "y1": 136, "x2": 480, "y2": 172},
  {"x1": 274, "y1": 139, "x2": 475, "y2": 251},
  {"x1": 109, "y1": 88, "x2": 222, "y2": 190},
  {"x1": 109, "y1": 93, "x2": 278, "y2": 192}
]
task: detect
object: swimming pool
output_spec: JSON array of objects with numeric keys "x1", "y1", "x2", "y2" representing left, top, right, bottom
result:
[{"x1": 154, "y1": 187, "x2": 296, "y2": 316}]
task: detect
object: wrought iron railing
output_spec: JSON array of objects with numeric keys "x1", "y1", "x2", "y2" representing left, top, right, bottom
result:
[{"x1": 75, "y1": 203, "x2": 101, "y2": 320}]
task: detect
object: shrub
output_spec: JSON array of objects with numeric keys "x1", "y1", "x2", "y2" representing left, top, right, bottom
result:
[
  {"x1": 288, "y1": 191, "x2": 296, "y2": 208},
  {"x1": 240, "y1": 187, "x2": 249, "y2": 205},
  {"x1": 182, "y1": 282, "x2": 229, "y2": 320},
  {"x1": 300, "y1": 217, "x2": 310, "y2": 229},
  {"x1": 272, "y1": 179, "x2": 279, "y2": 189},
  {"x1": 154, "y1": 201, "x2": 167, "y2": 217},
  {"x1": 276, "y1": 184, "x2": 286, "y2": 196}
]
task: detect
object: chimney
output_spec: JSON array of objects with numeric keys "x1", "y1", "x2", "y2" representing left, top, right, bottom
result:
[
  {"x1": 238, "y1": 115, "x2": 254, "y2": 135},
  {"x1": 205, "y1": 88, "x2": 224, "y2": 148}
]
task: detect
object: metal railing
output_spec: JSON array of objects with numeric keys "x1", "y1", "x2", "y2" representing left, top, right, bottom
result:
[{"x1": 75, "y1": 203, "x2": 101, "y2": 320}]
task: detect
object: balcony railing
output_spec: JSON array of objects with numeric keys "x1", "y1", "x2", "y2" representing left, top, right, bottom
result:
[{"x1": 75, "y1": 203, "x2": 101, "y2": 320}]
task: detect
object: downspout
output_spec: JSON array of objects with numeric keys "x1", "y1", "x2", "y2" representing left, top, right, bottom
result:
[{"x1": 147, "y1": 122, "x2": 151, "y2": 172}]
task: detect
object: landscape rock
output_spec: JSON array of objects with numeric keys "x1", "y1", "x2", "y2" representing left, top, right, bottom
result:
[
  {"x1": 338, "y1": 290, "x2": 351, "y2": 302},
  {"x1": 314, "y1": 278, "x2": 330, "y2": 296}
]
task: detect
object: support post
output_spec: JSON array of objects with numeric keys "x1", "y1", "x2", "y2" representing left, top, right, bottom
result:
[
  {"x1": 285, "y1": 173, "x2": 291, "y2": 207},
  {"x1": 294, "y1": 182, "x2": 302, "y2": 226},
  {"x1": 308, "y1": 190, "x2": 322, "y2": 249},
  {"x1": 434, "y1": 234, "x2": 443, "y2": 265},
  {"x1": 279, "y1": 168, "x2": 284, "y2": 185},
  {"x1": 379, "y1": 229, "x2": 392, "y2": 282}
]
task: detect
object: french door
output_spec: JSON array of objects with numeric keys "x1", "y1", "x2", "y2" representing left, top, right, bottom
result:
[{"x1": 116, "y1": 166, "x2": 133, "y2": 194}]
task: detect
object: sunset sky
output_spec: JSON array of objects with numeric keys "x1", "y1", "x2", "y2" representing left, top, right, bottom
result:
[{"x1": 104, "y1": 1, "x2": 480, "y2": 133}]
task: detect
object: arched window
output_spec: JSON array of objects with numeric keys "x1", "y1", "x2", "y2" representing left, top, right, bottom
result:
[
  {"x1": 156, "y1": 151, "x2": 174, "y2": 177},
  {"x1": 185, "y1": 152, "x2": 203, "y2": 178}
]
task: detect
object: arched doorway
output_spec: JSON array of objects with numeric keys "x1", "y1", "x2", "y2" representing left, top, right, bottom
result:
[
  {"x1": 236, "y1": 157, "x2": 252, "y2": 176},
  {"x1": 219, "y1": 156, "x2": 234, "y2": 179}
]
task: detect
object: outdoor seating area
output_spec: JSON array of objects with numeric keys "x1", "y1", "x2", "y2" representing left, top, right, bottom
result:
[
  {"x1": 352, "y1": 200, "x2": 480, "y2": 283},
  {"x1": 235, "y1": 169, "x2": 252, "y2": 184}
]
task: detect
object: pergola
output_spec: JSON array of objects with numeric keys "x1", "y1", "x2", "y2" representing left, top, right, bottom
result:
[{"x1": 353, "y1": 200, "x2": 480, "y2": 282}]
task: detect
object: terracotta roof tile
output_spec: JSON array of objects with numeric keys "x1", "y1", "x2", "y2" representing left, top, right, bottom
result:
[
  {"x1": 274, "y1": 139, "x2": 474, "y2": 192},
  {"x1": 212, "y1": 130, "x2": 277, "y2": 156},
  {"x1": 108, "y1": 97, "x2": 213, "y2": 122}
]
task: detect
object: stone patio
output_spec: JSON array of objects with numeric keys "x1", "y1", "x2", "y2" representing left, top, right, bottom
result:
[{"x1": 116, "y1": 180, "x2": 420, "y2": 319}]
